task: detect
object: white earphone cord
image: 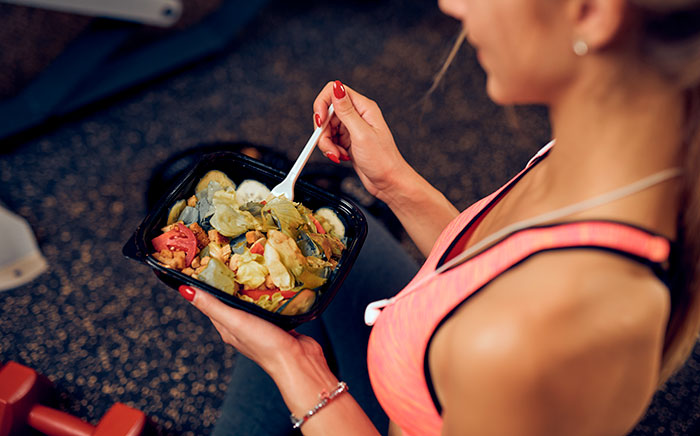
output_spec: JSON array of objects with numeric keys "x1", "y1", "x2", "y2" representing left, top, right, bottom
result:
[{"x1": 437, "y1": 166, "x2": 682, "y2": 275}]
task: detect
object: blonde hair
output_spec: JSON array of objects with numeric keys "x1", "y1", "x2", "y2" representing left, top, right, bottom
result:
[{"x1": 425, "y1": 26, "x2": 468, "y2": 98}]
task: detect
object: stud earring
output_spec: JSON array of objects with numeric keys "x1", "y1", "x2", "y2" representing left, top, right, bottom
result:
[{"x1": 573, "y1": 39, "x2": 589, "y2": 56}]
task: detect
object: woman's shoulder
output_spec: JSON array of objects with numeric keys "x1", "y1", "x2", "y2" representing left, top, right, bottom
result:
[{"x1": 430, "y1": 249, "x2": 671, "y2": 435}]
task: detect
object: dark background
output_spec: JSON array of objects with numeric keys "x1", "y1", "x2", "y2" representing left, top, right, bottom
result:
[{"x1": 0, "y1": 0, "x2": 697, "y2": 434}]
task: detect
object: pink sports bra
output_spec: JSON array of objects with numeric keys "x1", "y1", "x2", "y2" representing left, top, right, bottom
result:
[{"x1": 365, "y1": 146, "x2": 674, "y2": 436}]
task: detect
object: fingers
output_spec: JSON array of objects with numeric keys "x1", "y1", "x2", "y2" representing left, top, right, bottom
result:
[
  {"x1": 312, "y1": 81, "x2": 335, "y2": 124},
  {"x1": 337, "y1": 124, "x2": 351, "y2": 150},
  {"x1": 312, "y1": 80, "x2": 381, "y2": 125},
  {"x1": 318, "y1": 136, "x2": 342, "y2": 163},
  {"x1": 314, "y1": 82, "x2": 345, "y2": 163},
  {"x1": 318, "y1": 112, "x2": 344, "y2": 162},
  {"x1": 179, "y1": 285, "x2": 249, "y2": 330},
  {"x1": 329, "y1": 80, "x2": 371, "y2": 138},
  {"x1": 314, "y1": 80, "x2": 375, "y2": 163}
]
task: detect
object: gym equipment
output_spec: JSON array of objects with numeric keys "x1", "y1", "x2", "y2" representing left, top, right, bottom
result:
[{"x1": 0, "y1": 361, "x2": 146, "y2": 436}]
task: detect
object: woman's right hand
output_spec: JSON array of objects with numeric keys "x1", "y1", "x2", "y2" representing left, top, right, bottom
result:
[
  {"x1": 315, "y1": 81, "x2": 458, "y2": 256},
  {"x1": 313, "y1": 80, "x2": 411, "y2": 201}
]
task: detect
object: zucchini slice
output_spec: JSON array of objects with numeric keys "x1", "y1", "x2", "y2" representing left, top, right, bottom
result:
[
  {"x1": 236, "y1": 179, "x2": 270, "y2": 206},
  {"x1": 314, "y1": 207, "x2": 345, "y2": 238},
  {"x1": 195, "y1": 170, "x2": 236, "y2": 194},
  {"x1": 166, "y1": 199, "x2": 186, "y2": 225}
]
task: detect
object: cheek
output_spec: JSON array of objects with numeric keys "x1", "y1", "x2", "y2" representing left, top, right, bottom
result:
[
  {"x1": 483, "y1": 34, "x2": 574, "y2": 104},
  {"x1": 473, "y1": 0, "x2": 575, "y2": 104}
]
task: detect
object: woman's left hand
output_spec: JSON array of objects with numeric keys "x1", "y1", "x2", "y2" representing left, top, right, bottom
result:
[
  {"x1": 178, "y1": 285, "x2": 320, "y2": 376},
  {"x1": 179, "y1": 285, "x2": 379, "y2": 434}
]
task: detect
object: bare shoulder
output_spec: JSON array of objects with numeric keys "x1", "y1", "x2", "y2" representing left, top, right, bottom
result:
[{"x1": 430, "y1": 250, "x2": 671, "y2": 436}]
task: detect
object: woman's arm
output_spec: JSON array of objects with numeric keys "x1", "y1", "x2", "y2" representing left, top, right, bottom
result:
[
  {"x1": 271, "y1": 343, "x2": 381, "y2": 436},
  {"x1": 313, "y1": 81, "x2": 459, "y2": 256},
  {"x1": 377, "y1": 163, "x2": 459, "y2": 256},
  {"x1": 185, "y1": 285, "x2": 381, "y2": 435}
]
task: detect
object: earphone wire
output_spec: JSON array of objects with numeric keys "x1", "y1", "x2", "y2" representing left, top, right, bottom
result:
[{"x1": 435, "y1": 166, "x2": 682, "y2": 275}]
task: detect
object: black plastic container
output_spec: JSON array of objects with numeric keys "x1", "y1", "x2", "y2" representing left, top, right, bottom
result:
[{"x1": 123, "y1": 151, "x2": 368, "y2": 330}]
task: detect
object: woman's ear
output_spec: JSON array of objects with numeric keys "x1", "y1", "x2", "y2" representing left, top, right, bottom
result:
[{"x1": 567, "y1": 0, "x2": 629, "y2": 52}]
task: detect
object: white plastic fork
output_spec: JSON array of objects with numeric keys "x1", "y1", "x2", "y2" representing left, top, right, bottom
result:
[{"x1": 270, "y1": 104, "x2": 335, "y2": 201}]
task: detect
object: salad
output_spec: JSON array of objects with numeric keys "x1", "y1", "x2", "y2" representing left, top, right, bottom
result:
[{"x1": 151, "y1": 170, "x2": 347, "y2": 315}]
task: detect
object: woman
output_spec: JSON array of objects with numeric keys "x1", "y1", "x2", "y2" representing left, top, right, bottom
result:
[{"x1": 179, "y1": 0, "x2": 700, "y2": 434}]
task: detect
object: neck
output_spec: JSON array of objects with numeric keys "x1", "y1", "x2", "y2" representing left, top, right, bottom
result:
[{"x1": 545, "y1": 60, "x2": 686, "y2": 191}]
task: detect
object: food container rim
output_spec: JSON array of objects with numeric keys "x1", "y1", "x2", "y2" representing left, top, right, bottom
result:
[{"x1": 123, "y1": 150, "x2": 368, "y2": 329}]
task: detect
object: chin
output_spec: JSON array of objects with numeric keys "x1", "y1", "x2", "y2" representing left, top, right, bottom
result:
[
  {"x1": 485, "y1": 79, "x2": 516, "y2": 105},
  {"x1": 486, "y1": 77, "x2": 545, "y2": 106}
]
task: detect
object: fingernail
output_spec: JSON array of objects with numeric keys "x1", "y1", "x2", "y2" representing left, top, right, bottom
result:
[
  {"x1": 315, "y1": 113, "x2": 322, "y2": 127},
  {"x1": 340, "y1": 154, "x2": 351, "y2": 161},
  {"x1": 179, "y1": 285, "x2": 196, "y2": 302},
  {"x1": 325, "y1": 152, "x2": 340, "y2": 164},
  {"x1": 333, "y1": 80, "x2": 346, "y2": 99}
]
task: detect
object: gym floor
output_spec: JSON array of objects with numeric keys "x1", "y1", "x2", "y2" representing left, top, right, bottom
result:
[{"x1": 0, "y1": 0, "x2": 698, "y2": 434}]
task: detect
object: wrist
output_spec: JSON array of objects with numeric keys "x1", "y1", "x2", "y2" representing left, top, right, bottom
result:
[
  {"x1": 268, "y1": 344, "x2": 339, "y2": 418},
  {"x1": 373, "y1": 161, "x2": 421, "y2": 207},
  {"x1": 266, "y1": 342, "x2": 380, "y2": 435},
  {"x1": 376, "y1": 163, "x2": 443, "y2": 216},
  {"x1": 290, "y1": 381, "x2": 349, "y2": 429}
]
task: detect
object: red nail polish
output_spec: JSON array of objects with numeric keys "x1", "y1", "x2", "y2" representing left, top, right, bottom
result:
[
  {"x1": 333, "y1": 80, "x2": 346, "y2": 99},
  {"x1": 340, "y1": 154, "x2": 351, "y2": 161},
  {"x1": 315, "y1": 113, "x2": 322, "y2": 127},
  {"x1": 326, "y1": 152, "x2": 340, "y2": 164},
  {"x1": 179, "y1": 285, "x2": 196, "y2": 302}
]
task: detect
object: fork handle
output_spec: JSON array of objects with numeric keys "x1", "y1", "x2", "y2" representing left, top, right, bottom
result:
[
  {"x1": 275, "y1": 104, "x2": 335, "y2": 199},
  {"x1": 288, "y1": 104, "x2": 335, "y2": 177}
]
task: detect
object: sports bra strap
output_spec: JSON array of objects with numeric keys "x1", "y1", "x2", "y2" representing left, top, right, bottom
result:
[{"x1": 365, "y1": 219, "x2": 676, "y2": 327}]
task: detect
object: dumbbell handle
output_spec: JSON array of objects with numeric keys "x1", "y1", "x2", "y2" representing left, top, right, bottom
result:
[{"x1": 27, "y1": 405, "x2": 94, "y2": 436}]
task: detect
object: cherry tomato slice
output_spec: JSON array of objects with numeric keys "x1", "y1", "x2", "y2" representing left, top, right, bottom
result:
[
  {"x1": 250, "y1": 240, "x2": 265, "y2": 255},
  {"x1": 152, "y1": 223, "x2": 198, "y2": 267}
]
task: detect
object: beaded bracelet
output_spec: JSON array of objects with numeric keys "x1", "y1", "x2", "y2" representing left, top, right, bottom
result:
[{"x1": 290, "y1": 381, "x2": 349, "y2": 429}]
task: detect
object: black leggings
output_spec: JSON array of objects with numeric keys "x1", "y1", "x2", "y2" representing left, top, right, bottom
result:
[{"x1": 212, "y1": 212, "x2": 420, "y2": 436}]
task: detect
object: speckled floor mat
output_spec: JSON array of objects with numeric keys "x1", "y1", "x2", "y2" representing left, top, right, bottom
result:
[{"x1": 0, "y1": 0, "x2": 698, "y2": 434}]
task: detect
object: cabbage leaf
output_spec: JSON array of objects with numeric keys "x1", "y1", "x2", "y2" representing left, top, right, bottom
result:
[
  {"x1": 198, "y1": 258, "x2": 238, "y2": 295},
  {"x1": 262, "y1": 196, "x2": 305, "y2": 238},
  {"x1": 236, "y1": 250, "x2": 268, "y2": 289},
  {"x1": 266, "y1": 229, "x2": 305, "y2": 277},
  {"x1": 210, "y1": 189, "x2": 257, "y2": 237},
  {"x1": 263, "y1": 244, "x2": 295, "y2": 290}
]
